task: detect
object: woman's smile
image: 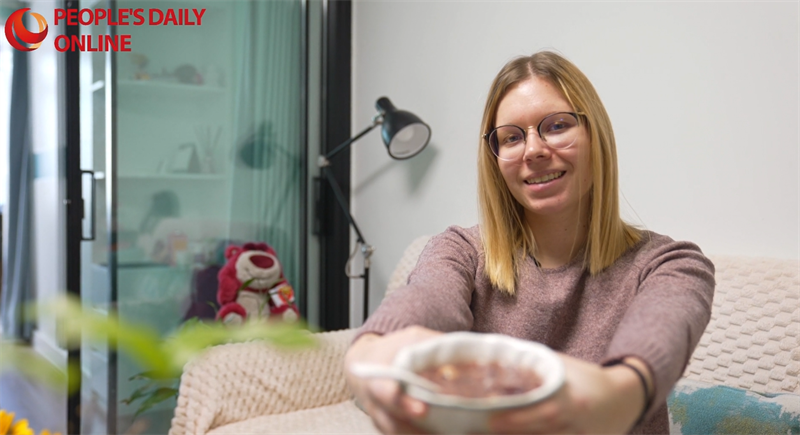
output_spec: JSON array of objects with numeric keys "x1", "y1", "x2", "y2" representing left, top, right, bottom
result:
[{"x1": 523, "y1": 170, "x2": 566, "y2": 187}]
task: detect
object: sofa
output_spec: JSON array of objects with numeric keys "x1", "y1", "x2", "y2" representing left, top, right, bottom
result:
[{"x1": 169, "y1": 237, "x2": 800, "y2": 435}]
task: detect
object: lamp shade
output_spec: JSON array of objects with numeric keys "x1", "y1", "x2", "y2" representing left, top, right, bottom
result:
[{"x1": 376, "y1": 97, "x2": 431, "y2": 160}]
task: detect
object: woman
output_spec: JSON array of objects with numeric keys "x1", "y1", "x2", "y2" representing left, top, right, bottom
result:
[{"x1": 345, "y1": 51, "x2": 715, "y2": 434}]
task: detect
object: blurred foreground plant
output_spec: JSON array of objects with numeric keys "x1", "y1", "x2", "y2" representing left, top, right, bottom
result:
[
  {"x1": 0, "y1": 409, "x2": 59, "y2": 435},
  {"x1": 2, "y1": 294, "x2": 316, "y2": 418}
]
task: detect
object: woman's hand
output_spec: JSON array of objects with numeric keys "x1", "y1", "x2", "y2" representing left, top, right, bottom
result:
[
  {"x1": 488, "y1": 354, "x2": 651, "y2": 434},
  {"x1": 344, "y1": 326, "x2": 443, "y2": 434}
]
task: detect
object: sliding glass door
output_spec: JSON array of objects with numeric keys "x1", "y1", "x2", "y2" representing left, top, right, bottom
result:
[{"x1": 77, "y1": 1, "x2": 306, "y2": 432}]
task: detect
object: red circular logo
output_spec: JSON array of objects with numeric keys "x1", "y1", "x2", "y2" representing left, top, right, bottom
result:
[{"x1": 5, "y1": 8, "x2": 48, "y2": 51}]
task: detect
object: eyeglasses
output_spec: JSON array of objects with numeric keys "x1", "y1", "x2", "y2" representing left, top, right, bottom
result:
[{"x1": 483, "y1": 112, "x2": 585, "y2": 161}]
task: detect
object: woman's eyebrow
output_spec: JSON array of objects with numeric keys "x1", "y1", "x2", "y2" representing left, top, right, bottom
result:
[{"x1": 496, "y1": 110, "x2": 572, "y2": 126}]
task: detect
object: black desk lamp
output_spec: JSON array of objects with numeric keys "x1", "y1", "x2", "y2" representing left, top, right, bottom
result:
[{"x1": 318, "y1": 97, "x2": 431, "y2": 322}]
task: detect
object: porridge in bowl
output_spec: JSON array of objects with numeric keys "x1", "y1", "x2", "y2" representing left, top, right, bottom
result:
[
  {"x1": 392, "y1": 332, "x2": 565, "y2": 433},
  {"x1": 417, "y1": 361, "x2": 543, "y2": 398}
]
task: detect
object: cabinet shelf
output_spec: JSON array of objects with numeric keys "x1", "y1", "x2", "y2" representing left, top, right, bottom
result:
[
  {"x1": 118, "y1": 173, "x2": 227, "y2": 180},
  {"x1": 92, "y1": 80, "x2": 225, "y2": 98}
]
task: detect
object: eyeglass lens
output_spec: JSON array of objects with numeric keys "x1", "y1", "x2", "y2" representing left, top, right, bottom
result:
[{"x1": 489, "y1": 113, "x2": 580, "y2": 161}]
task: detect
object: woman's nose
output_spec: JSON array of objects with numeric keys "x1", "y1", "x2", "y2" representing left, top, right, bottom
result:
[{"x1": 522, "y1": 127, "x2": 550, "y2": 160}]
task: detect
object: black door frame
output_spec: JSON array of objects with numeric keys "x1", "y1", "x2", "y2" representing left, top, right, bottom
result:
[
  {"x1": 62, "y1": 1, "x2": 82, "y2": 433},
  {"x1": 318, "y1": 0, "x2": 352, "y2": 331}
]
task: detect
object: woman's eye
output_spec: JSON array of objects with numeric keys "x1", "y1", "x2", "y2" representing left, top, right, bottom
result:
[
  {"x1": 502, "y1": 134, "x2": 523, "y2": 144},
  {"x1": 544, "y1": 117, "x2": 577, "y2": 134}
]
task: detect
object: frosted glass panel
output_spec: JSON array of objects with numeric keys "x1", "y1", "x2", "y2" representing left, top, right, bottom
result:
[{"x1": 79, "y1": 1, "x2": 305, "y2": 433}]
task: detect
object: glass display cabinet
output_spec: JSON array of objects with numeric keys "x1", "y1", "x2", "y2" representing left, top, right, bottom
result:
[{"x1": 77, "y1": 1, "x2": 306, "y2": 433}]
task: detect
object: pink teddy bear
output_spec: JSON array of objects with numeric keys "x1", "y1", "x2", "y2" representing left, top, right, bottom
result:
[{"x1": 216, "y1": 242, "x2": 299, "y2": 324}]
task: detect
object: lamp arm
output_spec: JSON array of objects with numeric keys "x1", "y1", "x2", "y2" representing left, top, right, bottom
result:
[
  {"x1": 321, "y1": 166, "x2": 368, "y2": 246},
  {"x1": 319, "y1": 117, "x2": 385, "y2": 322},
  {"x1": 321, "y1": 116, "x2": 382, "y2": 162},
  {"x1": 321, "y1": 166, "x2": 375, "y2": 321},
  {"x1": 363, "y1": 262, "x2": 370, "y2": 321}
]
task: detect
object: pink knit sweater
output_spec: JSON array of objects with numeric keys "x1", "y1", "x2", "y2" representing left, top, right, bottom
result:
[{"x1": 357, "y1": 225, "x2": 715, "y2": 434}]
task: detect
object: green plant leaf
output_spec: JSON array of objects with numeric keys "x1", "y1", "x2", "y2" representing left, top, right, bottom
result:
[
  {"x1": 121, "y1": 384, "x2": 153, "y2": 405},
  {"x1": 162, "y1": 319, "x2": 317, "y2": 374},
  {"x1": 133, "y1": 387, "x2": 179, "y2": 418},
  {"x1": 31, "y1": 295, "x2": 173, "y2": 378},
  {"x1": 206, "y1": 301, "x2": 220, "y2": 315},
  {"x1": 15, "y1": 294, "x2": 317, "y2": 402},
  {"x1": 179, "y1": 318, "x2": 197, "y2": 329},
  {"x1": 128, "y1": 370, "x2": 162, "y2": 382},
  {"x1": 237, "y1": 278, "x2": 255, "y2": 293},
  {"x1": 0, "y1": 342, "x2": 80, "y2": 393}
]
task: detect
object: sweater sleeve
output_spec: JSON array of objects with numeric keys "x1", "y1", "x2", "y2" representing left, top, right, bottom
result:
[
  {"x1": 354, "y1": 226, "x2": 479, "y2": 341},
  {"x1": 602, "y1": 239, "x2": 715, "y2": 422}
]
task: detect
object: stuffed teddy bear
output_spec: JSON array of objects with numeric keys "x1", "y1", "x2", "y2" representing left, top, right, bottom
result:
[{"x1": 216, "y1": 242, "x2": 299, "y2": 324}]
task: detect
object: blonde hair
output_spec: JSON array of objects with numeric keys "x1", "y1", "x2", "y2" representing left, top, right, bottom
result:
[{"x1": 478, "y1": 51, "x2": 641, "y2": 294}]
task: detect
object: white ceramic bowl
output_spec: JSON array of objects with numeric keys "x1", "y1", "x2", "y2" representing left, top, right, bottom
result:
[{"x1": 392, "y1": 332, "x2": 565, "y2": 434}]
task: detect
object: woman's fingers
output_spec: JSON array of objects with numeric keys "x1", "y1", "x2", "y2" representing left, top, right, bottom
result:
[
  {"x1": 345, "y1": 327, "x2": 442, "y2": 434},
  {"x1": 370, "y1": 407, "x2": 399, "y2": 434},
  {"x1": 387, "y1": 418, "x2": 429, "y2": 435},
  {"x1": 399, "y1": 394, "x2": 427, "y2": 418},
  {"x1": 369, "y1": 399, "x2": 428, "y2": 434},
  {"x1": 367, "y1": 378, "x2": 402, "y2": 407},
  {"x1": 365, "y1": 391, "x2": 421, "y2": 435},
  {"x1": 490, "y1": 353, "x2": 645, "y2": 435},
  {"x1": 488, "y1": 380, "x2": 577, "y2": 434},
  {"x1": 367, "y1": 379, "x2": 428, "y2": 417}
]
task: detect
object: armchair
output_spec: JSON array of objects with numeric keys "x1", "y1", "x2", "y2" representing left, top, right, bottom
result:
[
  {"x1": 169, "y1": 236, "x2": 432, "y2": 435},
  {"x1": 170, "y1": 237, "x2": 800, "y2": 435}
]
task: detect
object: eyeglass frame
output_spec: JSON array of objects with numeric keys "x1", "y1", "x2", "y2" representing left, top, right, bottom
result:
[{"x1": 482, "y1": 111, "x2": 587, "y2": 159}]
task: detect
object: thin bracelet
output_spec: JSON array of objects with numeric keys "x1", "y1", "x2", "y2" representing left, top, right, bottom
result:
[{"x1": 602, "y1": 359, "x2": 651, "y2": 427}]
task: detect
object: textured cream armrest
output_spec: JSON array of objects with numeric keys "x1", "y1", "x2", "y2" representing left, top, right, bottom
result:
[
  {"x1": 385, "y1": 236, "x2": 431, "y2": 298},
  {"x1": 683, "y1": 255, "x2": 799, "y2": 394},
  {"x1": 170, "y1": 328, "x2": 357, "y2": 435}
]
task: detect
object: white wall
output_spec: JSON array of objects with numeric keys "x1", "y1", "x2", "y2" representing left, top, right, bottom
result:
[{"x1": 350, "y1": 1, "x2": 799, "y2": 325}]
